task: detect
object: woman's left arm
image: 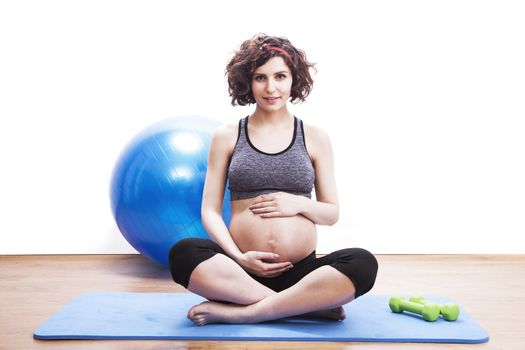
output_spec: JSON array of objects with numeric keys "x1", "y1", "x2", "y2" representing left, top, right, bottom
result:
[
  {"x1": 298, "y1": 125, "x2": 339, "y2": 225},
  {"x1": 249, "y1": 125, "x2": 339, "y2": 226}
]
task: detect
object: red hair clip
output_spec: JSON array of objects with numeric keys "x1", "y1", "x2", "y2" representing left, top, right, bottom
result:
[{"x1": 266, "y1": 45, "x2": 292, "y2": 61}]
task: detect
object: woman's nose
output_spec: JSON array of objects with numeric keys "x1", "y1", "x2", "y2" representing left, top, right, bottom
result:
[{"x1": 265, "y1": 78, "x2": 276, "y2": 92}]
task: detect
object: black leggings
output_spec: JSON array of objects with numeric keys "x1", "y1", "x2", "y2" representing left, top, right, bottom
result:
[{"x1": 169, "y1": 238, "x2": 378, "y2": 298}]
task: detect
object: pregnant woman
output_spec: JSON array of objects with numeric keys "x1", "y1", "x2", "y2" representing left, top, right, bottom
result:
[{"x1": 169, "y1": 34, "x2": 378, "y2": 325}]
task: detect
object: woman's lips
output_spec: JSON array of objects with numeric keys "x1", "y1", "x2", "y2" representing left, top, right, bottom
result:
[{"x1": 264, "y1": 97, "x2": 280, "y2": 104}]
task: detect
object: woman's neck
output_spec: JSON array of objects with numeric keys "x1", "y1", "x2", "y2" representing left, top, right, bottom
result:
[{"x1": 250, "y1": 106, "x2": 293, "y2": 128}]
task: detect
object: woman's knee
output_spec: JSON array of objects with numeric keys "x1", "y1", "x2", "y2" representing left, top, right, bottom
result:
[
  {"x1": 168, "y1": 238, "x2": 221, "y2": 288},
  {"x1": 351, "y1": 248, "x2": 378, "y2": 297},
  {"x1": 169, "y1": 238, "x2": 206, "y2": 267},
  {"x1": 331, "y1": 247, "x2": 379, "y2": 298}
]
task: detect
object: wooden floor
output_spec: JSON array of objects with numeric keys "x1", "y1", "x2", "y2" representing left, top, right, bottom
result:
[{"x1": 1, "y1": 254, "x2": 524, "y2": 350}]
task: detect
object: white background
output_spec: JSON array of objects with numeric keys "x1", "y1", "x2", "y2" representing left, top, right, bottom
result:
[{"x1": 1, "y1": 0, "x2": 524, "y2": 256}]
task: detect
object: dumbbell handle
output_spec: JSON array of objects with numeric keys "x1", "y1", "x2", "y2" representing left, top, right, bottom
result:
[
  {"x1": 399, "y1": 299, "x2": 426, "y2": 314},
  {"x1": 390, "y1": 298, "x2": 440, "y2": 321},
  {"x1": 410, "y1": 296, "x2": 460, "y2": 321}
]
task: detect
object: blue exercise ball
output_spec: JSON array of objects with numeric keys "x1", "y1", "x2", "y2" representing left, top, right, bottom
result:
[{"x1": 110, "y1": 116, "x2": 230, "y2": 266}]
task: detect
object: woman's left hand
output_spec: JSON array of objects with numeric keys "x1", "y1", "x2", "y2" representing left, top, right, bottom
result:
[{"x1": 249, "y1": 192, "x2": 305, "y2": 218}]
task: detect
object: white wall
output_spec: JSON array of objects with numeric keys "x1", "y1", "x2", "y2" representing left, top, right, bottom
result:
[{"x1": 1, "y1": 0, "x2": 523, "y2": 255}]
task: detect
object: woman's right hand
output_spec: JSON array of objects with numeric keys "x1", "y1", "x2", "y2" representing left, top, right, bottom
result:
[{"x1": 236, "y1": 251, "x2": 294, "y2": 278}]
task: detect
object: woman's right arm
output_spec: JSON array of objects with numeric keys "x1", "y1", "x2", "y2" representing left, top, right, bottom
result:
[
  {"x1": 201, "y1": 124, "x2": 293, "y2": 277},
  {"x1": 201, "y1": 124, "x2": 244, "y2": 261}
]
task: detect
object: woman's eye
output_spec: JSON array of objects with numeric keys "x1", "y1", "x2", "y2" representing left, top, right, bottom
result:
[
  {"x1": 254, "y1": 75, "x2": 265, "y2": 81},
  {"x1": 276, "y1": 74, "x2": 286, "y2": 80}
]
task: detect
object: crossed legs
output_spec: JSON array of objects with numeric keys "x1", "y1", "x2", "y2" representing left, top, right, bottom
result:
[
  {"x1": 186, "y1": 253, "x2": 275, "y2": 305},
  {"x1": 185, "y1": 253, "x2": 355, "y2": 325}
]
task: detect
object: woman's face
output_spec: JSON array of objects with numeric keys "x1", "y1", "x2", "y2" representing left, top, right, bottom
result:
[{"x1": 251, "y1": 57, "x2": 293, "y2": 112}]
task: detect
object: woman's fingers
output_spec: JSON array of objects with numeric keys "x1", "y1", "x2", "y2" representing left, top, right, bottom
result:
[
  {"x1": 249, "y1": 193, "x2": 279, "y2": 208},
  {"x1": 250, "y1": 206, "x2": 278, "y2": 214},
  {"x1": 260, "y1": 211, "x2": 282, "y2": 218},
  {"x1": 254, "y1": 251, "x2": 280, "y2": 261},
  {"x1": 257, "y1": 253, "x2": 293, "y2": 274},
  {"x1": 260, "y1": 262, "x2": 294, "y2": 277},
  {"x1": 249, "y1": 201, "x2": 275, "y2": 210},
  {"x1": 245, "y1": 251, "x2": 293, "y2": 277},
  {"x1": 264, "y1": 261, "x2": 293, "y2": 271}
]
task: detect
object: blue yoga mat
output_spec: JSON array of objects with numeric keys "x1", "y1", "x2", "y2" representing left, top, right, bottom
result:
[{"x1": 34, "y1": 292, "x2": 488, "y2": 343}]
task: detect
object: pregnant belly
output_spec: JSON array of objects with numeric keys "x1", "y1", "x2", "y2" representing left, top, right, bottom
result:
[{"x1": 229, "y1": 199, "x2": 317, "y2": 263}]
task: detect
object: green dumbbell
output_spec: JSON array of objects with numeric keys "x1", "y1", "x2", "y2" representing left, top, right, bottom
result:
[
  {"x1": 389, "y1": 296, "x2": 440, "y2": 322},
  {"x1": 409, "y1": 296, "x2": 460, "y2": 321}
]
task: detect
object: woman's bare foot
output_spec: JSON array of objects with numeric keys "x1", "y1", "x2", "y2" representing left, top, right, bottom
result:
[
  {"x1": 187, "y1": 300, "x2": 346, "y2": 326},
  {"x1": 301, "y1": 306, "x2": 346, "y2": 321},
  {"x1": 187, "y1": 301, "x2": 249, "y2": 326}
]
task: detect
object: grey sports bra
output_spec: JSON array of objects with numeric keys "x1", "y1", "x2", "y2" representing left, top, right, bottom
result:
[{"x1": 227, "y1": 116, "x2": 315, "y2": 201}]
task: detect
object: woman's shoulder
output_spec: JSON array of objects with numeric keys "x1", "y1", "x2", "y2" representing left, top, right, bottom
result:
[
  {"x1": 301, "y1": 120, "x2": 331, "y2": 146},
  {"x1": 210, "y1": 121, "x2": 240, "y2": 152},
  {"x1": 301, "y1": 120, "x2": 333, "y2": 162},
  {"x1": 213, "y1": 122, "x2": 238, "y2": 138}
]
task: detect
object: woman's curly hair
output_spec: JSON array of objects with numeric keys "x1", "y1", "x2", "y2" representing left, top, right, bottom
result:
[{"x1": 225, "y1": 34, "x2": 316, "y2": 106}]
